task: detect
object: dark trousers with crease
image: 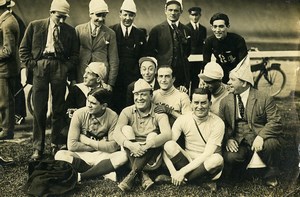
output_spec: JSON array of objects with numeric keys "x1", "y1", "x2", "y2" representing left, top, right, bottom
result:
[{"x1": 32, "y1": 58, "x2": 67, "y2": 152}]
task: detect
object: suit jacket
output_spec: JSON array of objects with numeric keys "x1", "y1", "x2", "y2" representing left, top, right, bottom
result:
[
  {"x1": 126, "y1": 79, "x2": 159, "y2": 106},
  {"x1": 19, "y1": 18, "x2": 79, "y2": 80},
  {"x1": 219, "y1": 87, "x2": 282, "y2": 145},
  {"x1": 110, "y1": 23, "x2": 146, "y2": 87},
  {"x1": 186, "y1": 22, "x2": 206, "y2": 54},
  {"x1": 75, "y1": 22, "x2": 119, "y2": 86},
  {"x1": 0, "y1": 11, "x2": 20, "y2": 78}
]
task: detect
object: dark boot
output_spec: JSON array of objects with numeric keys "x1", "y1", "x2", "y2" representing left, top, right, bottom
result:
[{"x1": 118, "y1": 170, "x2": 138, "y2": 192}]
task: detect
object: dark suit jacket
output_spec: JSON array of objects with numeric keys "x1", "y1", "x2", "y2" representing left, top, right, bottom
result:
[
  {"x1": 75, "y1": 22, "x2": 119, "y2": 85},
  {"x1": 126, "y1": 79, "x2": 159, "y2": 106},
  {"x1": 19, "y1": 18, "x2": 79, "y2": 80},
  {"x1": 219, "y1": 87, "x2": 283, "y2": 145},
  {"x1": 186, "y1": 22, "x2": 206, "y2": 54},
  {"x1": 110, "y1": 23, "x2": 146, "y2": 86},
  {"x1": 0, "y1": 11, "x2": 20, "y2": 78}
]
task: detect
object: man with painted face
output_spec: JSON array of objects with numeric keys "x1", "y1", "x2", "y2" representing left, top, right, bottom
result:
[
  {"x1": 126, "y1": 57, "x2": 160, "y2": 106},
  {"x1": 147, "y1": 0, "x2": 191, "y2": 89},
  {"x1": 19, "y1": 0, "x2": 79, "y2": 160},
  {"x1": 203, "y1": 13, "x2": 248, "y2": 83},
  {"x1": 159, "y1": 88, "x2": 224, "y2": 191},
  {"x1": 75, "y1": 0, "x2": 119, "y2": 92},
  {"x1": 114, "y1": 79, "x2": 172, "y2": 191},
  {"x1": 110, "y1": 0, "x2": 147, "y2": 114},
  {"x1": 219, "y1": 56, "x2": 283, "y2": 187}
]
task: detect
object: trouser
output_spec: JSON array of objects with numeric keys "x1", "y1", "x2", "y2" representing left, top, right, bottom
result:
[
  {"x1": 0, "y1": 77, "x2": 15, "y2": 135},
  {"x1": 14, "y1": 73, "x2": 26, "y2": 117},
  {"x1": 223, "y1": 138, "x2": 281, "y2": 180},
  {"x1": 32, "y1": 58, "x2": 67, "y2": 151}
]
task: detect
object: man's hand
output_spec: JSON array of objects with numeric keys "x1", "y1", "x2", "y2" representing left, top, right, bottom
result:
[
  {"x1": 69, "y1": 80, "x2": 76, "y2": 86},
  {"x1": 226, "y1": 139, "x2": 239, "y2": 152},
  {"x1": 127, "y1": 141, "x2": 147, "y2": 157},
  {"x1": 171, "y1": 170, "x2": 186, "y2": 186},
  {"x1": 79, "y1": 134, "x2": 90, "y2": 145},
  {"x1": 251, "y1": 136, "x2": 264, "y2": 152},
  {"x1": 178, "y1": 86, "x2": 188, "y2": 94},
  {"x1": 106, "y1": 84, "x2": 113, "y2": 92},
  {"x1": 154, "y1": 103, "x2": 173, "y2": 114}
]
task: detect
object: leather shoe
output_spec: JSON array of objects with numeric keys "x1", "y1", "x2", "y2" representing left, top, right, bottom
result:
[
  {"x1": 118, "y1": 170, "x2": 137, "y2": 192},
  {"x1": 141, "y1": 171, "x2": 154, "y2": 191},
  {"x1": 0, "y1": 131, "x2": 14, "y2": 140},
  {"x1": 265, "y1": 177, "x2": 278, "y2": 188},
  {"x1": 0, "y1": 156, "x2": 14, "y2": 166},
  {"x1": 51, "y1": 144, "x2": 59, "y2": 156},
  {"x1": 30, "y1": 150, "x2": 42, "y2": 161},
  {"x1": 202, "y1": 181, "x2": 217, "y2": 192}
]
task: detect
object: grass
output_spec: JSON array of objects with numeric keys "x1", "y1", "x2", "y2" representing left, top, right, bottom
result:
[{"x1": 1, "y1": 95, "x2": 300, "y2": 197}]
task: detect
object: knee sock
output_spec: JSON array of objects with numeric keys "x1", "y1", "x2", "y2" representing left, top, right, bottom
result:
[
  {"x1": 72, "y1": 157, "x2": 91, "y2": 173},
  {"x1": 186, "y1": 163, "x2": 210, "y2": 181},
  {"x1": 80, "y1": 159, "x2": 115, "y2": 180},
  {"x1": 170, "y1": 151, "x2": 189, "y2": 170}
]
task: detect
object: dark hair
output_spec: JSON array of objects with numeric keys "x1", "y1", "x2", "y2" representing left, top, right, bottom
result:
[
  {"x1": 88, "y1": 87, "x2": 111, "y2": 105},
  {"x1": 192, "y1": 88, "x2": 212, "y2": 101},
  {"x1": 157, "y1": 65, "x2": 174, "y2": 77},
  {"x1": 165, "y1": 1, "x2": 182, "y2": 10},
  {"x1": 210, "y1": 12, "x2": 230, "y2": 26}
]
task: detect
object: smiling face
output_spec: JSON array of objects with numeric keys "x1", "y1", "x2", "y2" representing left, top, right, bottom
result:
[
  {"x1": 133, "y1": 91, "x2": 152, "y2": 112},
  {"x1": 157, "y1": 67, "x2": 174, "y2": 90},
  {"x1": 90, "y1": 12, "x2": 107, "y2": 27},
  {"x1": 227, "y1": 72, "x2": 246, "y2": 94},
  {"x1": 120, "y1": 10, "x2": 136, "y2": 27},
  {"x1": 165, "y1": 3, "x2": 182, "y2": 22},
  {"x1": 140, "y1": 61, "x2": 156, "y2": 83},
  {"x1": 87, "y1": 95, "x2": 104, "y2": 115},
  {"x1": 191, "y1": 93, "x2": 211, "y2": 119},
  {"x1": 211, "y1": 19, "x2": 229, "y2": 40}
]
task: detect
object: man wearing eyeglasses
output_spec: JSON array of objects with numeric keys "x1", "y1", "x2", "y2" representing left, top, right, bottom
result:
[
  {"x1": 19, "y1": 0, "x2": 79, "y2": 160},
  {"x1": 75, "y1": 0, "x2": 119, "y2": 93}
]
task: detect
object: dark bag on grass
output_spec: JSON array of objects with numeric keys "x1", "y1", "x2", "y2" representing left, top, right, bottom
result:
[{"x1": 24, "y1": 160, "x2": 77, "y2": 197}]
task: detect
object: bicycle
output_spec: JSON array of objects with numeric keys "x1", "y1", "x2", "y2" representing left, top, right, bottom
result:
[{"x1": 251, "y1": 57, "x2": 286, "y2": 97}]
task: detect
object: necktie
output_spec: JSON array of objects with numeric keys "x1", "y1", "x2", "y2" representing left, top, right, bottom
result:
[
  {"x1": 125, "y1": 27, "x2": 129, "y2": 39},
  {"x1": 237, "y1": 94, "x2": 245, "y2": 119},
  {"x1": 53, "y1": 25, "x2": 63, "y2": 54},
  {"x1": 195, "y1": 23, "x2": 199, "y2": 31},
  {"x1": 91, "y1": 26, "x2": 98, "y2": 37}
]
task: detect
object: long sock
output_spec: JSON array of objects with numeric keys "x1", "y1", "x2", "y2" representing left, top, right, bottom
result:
[
  {"x1": 187, "y1": 163, "x2": 210, "y2": 181},
  {"x1": 72, "y1": 157, "x2": 91, "y2": 173},
  {"x1": 81, "y1": 159, "x2": 115, "y2": 180},
  {"x1": 131, "y1": 148, "x2": 161, "y2": 172},
  {"x1": 170, "y1": 151, "x2": 189, "y2": 170}
]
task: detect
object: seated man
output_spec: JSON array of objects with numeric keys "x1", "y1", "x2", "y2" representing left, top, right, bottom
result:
[
  {"x1": 126, "y1": 56, "x2": 160, "y2": 106},
  {"x1": 198, "y1": 61, "x2": 228, "y2": 115},
  {"x1": 55, "y1": 88, "x2": 127, "y2": 182},
  {"x1": 219, "y1": 56, "x2": 283, "y2": 187},
  {"x1": 160, "y1": 88, "x2": 224, "y2": 190},
  {"x1": 113, "y1": 79, "x2": 172, "y2": 192}
]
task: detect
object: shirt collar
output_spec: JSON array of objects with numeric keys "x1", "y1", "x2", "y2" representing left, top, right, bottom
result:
[
  {"x1": 121, "y1": 23, "x2": 132, "y2": 36},
  {"x1": 167, "y1": 19, "x2": 179, "y2": 28},
  {"x1": 133, "y1": 103, "x2": 156, "y2": 118},
  {"x1": 49, "y1": 18, "x2": 56, "y2": 29},
  {"x1": 239, "y1": 87, "x2": 250, "y2": 105},
  {"x1": 90, "y1": 22, "x2": 101, "y2": 31}
]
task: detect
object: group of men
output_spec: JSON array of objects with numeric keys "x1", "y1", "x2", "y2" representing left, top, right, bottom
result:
[{"x1": 0, "y1": 0, "x2": 283, "y2": 193}]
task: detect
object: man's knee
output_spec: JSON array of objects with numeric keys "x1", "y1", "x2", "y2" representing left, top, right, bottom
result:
[
  {"x1": 121, "y1": 125, "x2": 135, "y2": 140},
  {"x1": 54, "y1": 150, "x2": 73, "y2": 163},
  {"x1": 110, "y1": 151, "x2": 128, "y2": 168},
  {"x1": 164, "y1": 141, "x2": 180, "y2": 157},
  {"x1": 224, "y1": 151, "x2": 245, "y2": 164},
  {"x1": 204, "y1": 154, "x2": 224, "y2": 170},
  {"x1": 263, "y1": 138, "x2": 281, "y2": 152}
]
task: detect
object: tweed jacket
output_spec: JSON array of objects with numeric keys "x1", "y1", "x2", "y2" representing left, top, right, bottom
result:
[
  {"x1": 19, "y1": 18, "x2": 78, "y2": 80},
  {"x1": 219, "y1": 87, "x2": 282, "y2": 145},
  {"x1": 0, "y1": 11, "x2": 20, "y2": 78},
  {"x1": 147, "y1": 21, "x2": 191, "y2": 66},
  {"x1": 75, "y1": 22, "x2": 119, "y2": 86},
  {"x1": 186, "y1": 22, "x2": 206, "y2": 54}
]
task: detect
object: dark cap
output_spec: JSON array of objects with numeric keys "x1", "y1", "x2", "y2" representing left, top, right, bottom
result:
[{"x1": 188, "y1": 7, "x2": 201, "y2": 15}]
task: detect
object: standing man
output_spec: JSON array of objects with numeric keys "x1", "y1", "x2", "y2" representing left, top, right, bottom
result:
[
  {"x1": 147, "y1": 0, "x2": 191, "y2": 89},
  {"x1": 203, "y1": 13, "x2": 248, "y2": 83},
  {"x1": 126, "y1": 56, "x2": 160, "y2": 107},
  {"x1": 186, "y1": 6, "x2": 207, "y2": 92},
  {"x1": 198, "y1": 61, "x2": 228, "y2": 115},
  {"x1": 19, "y1": 0, "x2": 79, "y2": 159},
  {"x1": 219, "y1": 56, "x2": 282, "y2": 187},
  {"x1": 55, "y1": 88, "x2": 127, "y2": 182},
  {"x1": 75, "y1": 0, "x2": 119, "y2": 92},
  {"x1": 161, "y1": 88, "x2": 224, "y2": 191},
  {"x1": 153, "y1": 66, "x2": 192, "y2": 126},
  {"x1": 114, "y1": 79, "x2": 172, "y2": 191},
  {"x1": 0, "y1": 0, "x2": 20, "y2": 140},
  {"x1": 110, "y1": 0, "x2": 147, "y2": 114}
]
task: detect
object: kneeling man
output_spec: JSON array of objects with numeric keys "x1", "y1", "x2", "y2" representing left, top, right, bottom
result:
[
  {"x1": 162, "y1": 88, "x2": 224, "y2": 189},
  {"x1": 55, "y1": 88, "x2": 127, "y2": 182}
]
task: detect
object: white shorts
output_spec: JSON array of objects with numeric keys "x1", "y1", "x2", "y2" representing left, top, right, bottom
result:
[{"x1": 75, "y1": 151, "x2": 111, "y2": 166}]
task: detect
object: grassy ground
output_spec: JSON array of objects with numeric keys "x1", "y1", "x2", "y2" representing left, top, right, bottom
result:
[{"x1": 1, "y1": 95, "x2": 300, "y2": 197}]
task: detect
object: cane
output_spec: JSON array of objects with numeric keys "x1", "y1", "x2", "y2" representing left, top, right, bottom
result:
[{"x1": 14, "y1": 83, "x2": 28, "y2": 97}]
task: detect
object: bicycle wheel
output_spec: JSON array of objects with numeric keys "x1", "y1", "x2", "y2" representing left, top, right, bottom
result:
[{"x1": 256, "y1": 68, "x2": 286, "y2": 97}]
